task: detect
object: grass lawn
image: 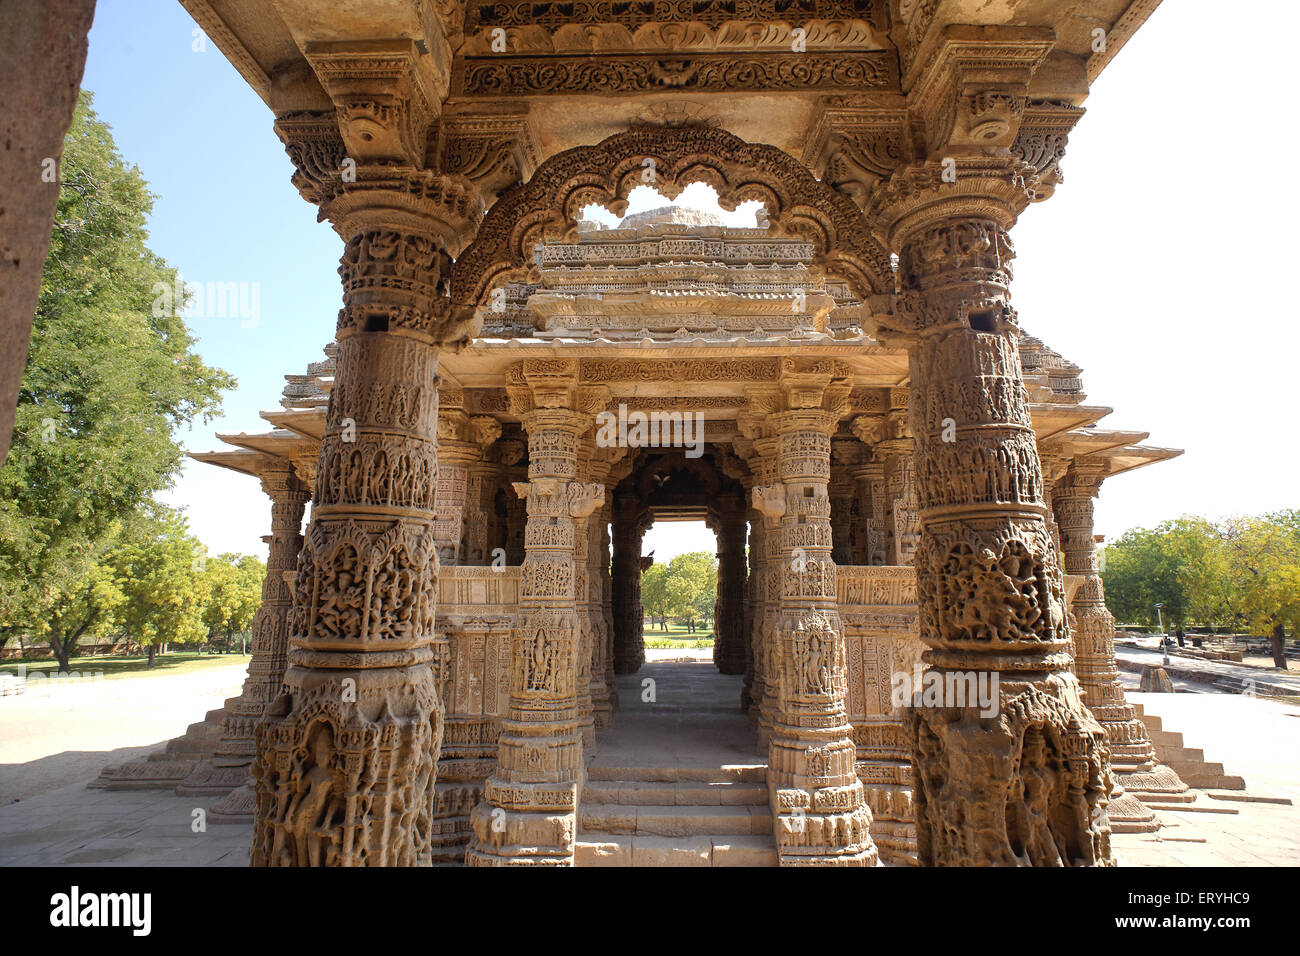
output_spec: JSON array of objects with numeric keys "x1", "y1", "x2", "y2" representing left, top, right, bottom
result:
[
  {"x1": 643, "y1": 622, "x2": 714, "y2": 648},
  {"x1": 0, "y1": 649, "x2": 251, "y2": 681}
]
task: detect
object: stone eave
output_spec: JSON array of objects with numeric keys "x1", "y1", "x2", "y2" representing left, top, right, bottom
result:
[
  {"x1": 187, "y1": 448, "x2": 282, "y2": 478},
  {"x1": 1098, "y1": 443, "x2": 1183, "y2": 479},
  {"x1": 213, "y1": 427, "x2": 304, "y2": 457},
  {"x1": 1028, "y1": 403, "x2": 1113, "y2": 441},
  {"x1": 260, "y1": 408, "x2": 326, "y2": 441}
]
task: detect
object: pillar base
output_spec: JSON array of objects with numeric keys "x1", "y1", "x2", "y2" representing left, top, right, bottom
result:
[
  {"x1": 465, "y1": 780, "x2": 578, "y2": 866},
  {"x1": 773, "y1": 791, "x2": 878, "y2": 867},
  {"x1": 251, "y1": 662, "x2": 442, "y2": 868},
  {"x1": 1106, "y1": 788, "x2": 1161, "y2": 834},
  {"x1": 1120, "y1": 764, "x2": 1195, "y2": 803},
  {"x1": 908, "y1": 673, "x2": 1115, "y2": 867},
  {"x1": 208, "y1": 783, "x2": 256, "y2": 824}
]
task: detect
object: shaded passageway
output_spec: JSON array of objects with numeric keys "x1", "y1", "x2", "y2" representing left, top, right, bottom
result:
[{"x1": 578, "y1": 660, "x2": 773, "y2": 866}]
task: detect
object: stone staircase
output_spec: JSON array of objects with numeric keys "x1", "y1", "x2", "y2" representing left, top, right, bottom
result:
[
  {"x1": 576, "y1": 761, "x2": 777, "y2": 866},
  {"x1": 1133, "y1": 703, "x2": 1246, "y2": 791}
]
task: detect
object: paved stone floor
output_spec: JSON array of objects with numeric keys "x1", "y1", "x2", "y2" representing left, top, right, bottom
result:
[
  {"x1": 0, "y1": 659, "x2": 248, "y2": 802},
  {"x1": 0, "y1": 657, "x2": 1295, "y2": 866}
]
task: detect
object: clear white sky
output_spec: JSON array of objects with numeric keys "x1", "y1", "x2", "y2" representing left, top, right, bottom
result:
[{"x1": 76, "y1": 0, "x2": 1299, "y2": 562}]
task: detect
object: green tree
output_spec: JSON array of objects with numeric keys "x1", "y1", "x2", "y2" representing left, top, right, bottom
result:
[
  {"x1": 201, "y1": 552, "x2": 265, "y2": 652},
  {"x1": 0, "y1": 90, "x2": 232, "y2": 657},
  {"x1": 38, "y1": 526, "x2": 127, "y2": 673},
  {"x1": 1221, "y1": 511, "x2": 1300, "y2": 669},
  {"x1": 1102, "y1": 517, "x2": 1227, "y2": 628},
  {"x1": 664, "y1": 552, "x2": 717, "y2": 631},
  {"x1": 110, "y1": 507, "x2": 211, "y2": 666},
  {"x1": 640, "y1": 563, "x2": 674, "y2": 630}
]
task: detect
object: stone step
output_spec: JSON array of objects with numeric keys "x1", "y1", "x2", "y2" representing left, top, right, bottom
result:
[
  {"x1": 1166, "y1": 758, "x2": 1225, "y2": 778},
  {"x1": 586, "y1": 762, "x2": 766, "y2": 784},
  {"x1": 575, "y1": 833, "x2": 777, "y2": 867},
  {"x1": 1147, "y1": 729, "x2": 1183, "y2": 748},
  {"x1": 579, "y1": 804, "x2": 770, "y2": 837},
  {"x1": 583, "y1": 780, "x2": 768, "y2": 807},
  {"x1": 1155, "y1": 745, "x2": 1204, "y2": 763}
]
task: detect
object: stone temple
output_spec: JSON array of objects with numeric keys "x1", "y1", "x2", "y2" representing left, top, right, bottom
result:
[{"x1": 91, "y1": 0, "x2": 1195, "y2": 866}]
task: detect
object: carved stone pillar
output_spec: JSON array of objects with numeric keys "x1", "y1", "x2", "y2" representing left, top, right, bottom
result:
[
  {"x1": 253, "y1": 47, "x2": 482, "y2": 865},
  {"x1": 435, "y1": 398, "x2": 497, "y2": 566},
  {"x1": 1055, "y1": 460, "x2": 1189, "y2": 818},
  {"x1": 708, "y1": 493, "x2": 747, "y2": 675},
  {"x1": 828, "y1": 469, "x2": 855, "y2": 567},
  {"x1": 850, "y1": 416, "x2": 888, "y2": 566},
  {"x1": 611, "y1": 498, "x2": 650, "y2": 675},
  {"x1": 466, "y1": 363, "x2": 603, "y2": 865},
  {"x1": 570, "y1": 434, "x2": 602, "y2": 749},
  {"x1": 582, "y1": 447, "x2": 621, "y2": 731},
  {"x1": 877, "y1": 208, "x2": 1115, "y2": 866},
  {"x1": 758, "y1": 368, "x2": 876, "y2": 866},
  {"x1": 877, "y1": 431, "x2": 919, "y2": 566},
  {"x1": 182, "y1": 465, "x2": 310, "y2": 814},
  {"x1": 458, "y1": 417, "x2": 503, "y2": 565},
  {"x1": 737, "y1": 430, "x2": 780, "y2": 744}
]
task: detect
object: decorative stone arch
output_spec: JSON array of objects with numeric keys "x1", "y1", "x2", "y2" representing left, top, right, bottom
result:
[{"x1": 450, "y1": 125, "x2": 895, "y2": 311}]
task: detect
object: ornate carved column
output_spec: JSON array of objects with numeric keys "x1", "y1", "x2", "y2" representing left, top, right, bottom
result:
[
  {"x1": 708, "y1": 492, "x2": 748, "y2": 675},
  {"x1": 252, "y1": 44, "x2": 482, "y2": 866},
  {"x1": 828, "y1": 456, "x2": 855, "y2": 567},
  {"x1": 1055, "y1": 460, "x2": 1189, "y2": 818},
  {"x1": 758, "y1": 364, "x2": 876, "y2": 866},
  {"x1": 737, "y1": 429, "x2": 780, "y2": 744},
  {"x1": 569, "y1": 431, "x2": 609, "y2": 749},
  {"x1": 457, "y1": 417, "x2": 503, "y2": 565},
  {"x1": 850, "y1": 416, "x2": 888, "y2": 566},
  {"x1": 876, "y1": 409, "x2": 920, "y2": 566},
  {"x1": 436, "y1": 397, "x2": 500, "y2": 566},
  {"x1": 583, "y1": 446, "x2": 622, "y2": 730},
  {"x1": 180, "y1": 464, "x2": 310, "y2": 813},
  {"x1": 871, "y1": 192, "x2": 1114, "y2": 865},
  {"x1": 855, "y1": 30, "x2": 1114, "y2": 865},
  {"x1": 611, "y1": 496, "x2": 650, "y2": 675},
  {"x1": 466, "y1": 361, "x2": 603, "y2": 865}
]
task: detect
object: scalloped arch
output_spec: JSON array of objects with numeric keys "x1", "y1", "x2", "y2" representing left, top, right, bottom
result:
[{"x1": 449, "y1": 125, "x2": 893, "y2": 308}]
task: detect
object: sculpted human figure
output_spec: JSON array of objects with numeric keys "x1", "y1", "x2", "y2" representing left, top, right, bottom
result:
[{"x1": 271, "y1": 724, "x2": 344, "y2": 867}]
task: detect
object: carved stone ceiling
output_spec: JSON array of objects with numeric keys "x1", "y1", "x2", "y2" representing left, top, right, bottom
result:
[{"x1": 181, "y1": 0, "x2": 1161, "y2": 163}]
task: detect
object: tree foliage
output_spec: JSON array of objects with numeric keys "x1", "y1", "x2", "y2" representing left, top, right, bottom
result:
[
  {"x1": 639, "y1": 551, "x2": 718, "y2": 627},
  {"x1": 1103, "y1": 511, "x2": 1300, "y2": 645},
  {"x1": 0, "y1": 90, "x2": 235, "y2": 664}
]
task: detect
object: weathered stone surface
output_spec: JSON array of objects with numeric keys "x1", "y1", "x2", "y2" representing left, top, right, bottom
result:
[{"x1": 0, "y1": 0, "x2": 96, "y2": 464}]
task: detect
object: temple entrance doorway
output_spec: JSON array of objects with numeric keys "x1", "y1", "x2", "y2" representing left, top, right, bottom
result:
[{"x1": 579, "y1": 448, "x2": 773, "y2": 865}]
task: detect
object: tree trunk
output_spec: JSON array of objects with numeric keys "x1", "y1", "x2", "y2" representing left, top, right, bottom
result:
[
  {"x1": 1270, "y1": 622, "x2": 1288, "y2": 670},
  {"x1": 48, "y1": 635, "x2": 71, "y2": 674},
  {"x1": 147, "y1": 644, "x2": 155, "y2": 668}
]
